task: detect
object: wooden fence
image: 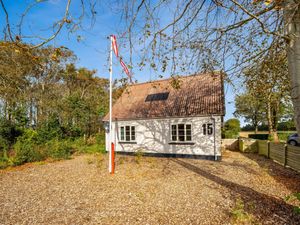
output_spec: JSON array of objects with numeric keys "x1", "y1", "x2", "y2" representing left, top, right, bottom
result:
[{"x1": 239, "y1": 138, "x2": 300, "y2": 172}]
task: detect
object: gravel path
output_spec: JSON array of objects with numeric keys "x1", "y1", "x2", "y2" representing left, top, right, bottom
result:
[{"x1": 1, "y1": 150, "x2": 300, "y2": 225}]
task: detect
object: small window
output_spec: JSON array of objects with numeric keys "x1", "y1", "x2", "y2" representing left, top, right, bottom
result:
[
  {"x1": 145, "y1": 92, "x2": 169, "y2": 102},
  {"x1": 171, "y1": 124, "x2": 192, "y2": 142},
  {"x1": 120, "y1": 126, "x2": 136, "y2": 142}
]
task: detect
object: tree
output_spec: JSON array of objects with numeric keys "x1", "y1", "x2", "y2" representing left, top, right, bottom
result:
[
  {"x1": 117, "y1": 0, "x2": 300, "y2": 135},
  {"x1": 243, "y1": 46, "x2": 290, "y2": 141},
  {"x1": 0, "y1": 41, "x2": 110, "y2": 137},
  {"x1": 223, "y1": 118, "x2": 241, "y2": 138},
  {"x1": 1, "y1": 0, "x2": 299, "y2": 134},
  {"x1": 234, "y1": 92, "x2": 265, "y2": 133}
]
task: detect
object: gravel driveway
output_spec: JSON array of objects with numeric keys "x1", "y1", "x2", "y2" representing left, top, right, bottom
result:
[{"x1": 1, "y1": 150, "x2": 300, "y2": 225}]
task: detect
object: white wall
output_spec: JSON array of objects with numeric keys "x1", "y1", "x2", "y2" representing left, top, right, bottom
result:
[{"x1": 105, "y1": 116, "x2": 222, "y2": 156}]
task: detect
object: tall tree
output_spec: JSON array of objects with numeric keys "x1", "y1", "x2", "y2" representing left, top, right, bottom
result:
[
  {"x1": 242, "y1": 46, "x2": 290, "y2": 141},
  {"x1": 117, "y1": 0, "x2": 300, "y2": 135},
  {"x1": 0, "y1": 41, "x2": 110, "y2": 136},
  {"x1": 234, "y1": 92, "x2": 265, "y2": 133}
]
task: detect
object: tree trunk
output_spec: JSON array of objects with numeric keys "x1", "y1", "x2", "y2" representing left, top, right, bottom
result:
[
  {"x1": 254, "y1": 124, "x2": 258, "y2": 134},
  {"x1": 285, "y1": 1, "x2": 300, "y2": 135},
  {"x1": 3, "y1": 100, "x2": 7, "y2": 120},
  {"x1": 29, "y1": 100, "x2": 33, "y2": 127},
  {"x1": 267, "y1": 96, "x2": 279, "y2": 142}
]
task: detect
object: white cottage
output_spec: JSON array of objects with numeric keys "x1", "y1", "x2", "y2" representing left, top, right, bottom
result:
[{"x1": 103, "y1": 73, "x2": 225, "y2": 160}]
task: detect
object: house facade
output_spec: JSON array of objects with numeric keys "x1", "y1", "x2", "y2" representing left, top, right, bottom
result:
[{"x1": 103, "y1": 73, "x2": 225, "y2": 160}]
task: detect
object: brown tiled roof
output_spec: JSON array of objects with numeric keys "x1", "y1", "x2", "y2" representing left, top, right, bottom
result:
[{"x1": 103, "y1": 73, "x2": 225, "y2": 121}]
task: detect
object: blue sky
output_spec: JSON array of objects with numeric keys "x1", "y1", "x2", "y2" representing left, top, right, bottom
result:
[{"x1": 0, "y1": 0, "x2": 239, "y2": 123}]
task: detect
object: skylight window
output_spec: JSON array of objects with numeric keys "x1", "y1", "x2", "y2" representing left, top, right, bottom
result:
[{"x1": 145, "y1": 92, "x2": 169, "y2": 102}]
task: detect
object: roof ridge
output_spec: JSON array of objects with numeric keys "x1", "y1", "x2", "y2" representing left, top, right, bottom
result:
[{"x1": 129, "y1": 72, "x2": 214, "y2": 87}]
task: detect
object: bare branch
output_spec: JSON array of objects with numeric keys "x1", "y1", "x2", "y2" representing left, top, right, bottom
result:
[
  {"x1": 31, "y1": 0, "x2": 72, "y2": 49},
  {"x1": 229, "y1": 0, "x2": 288, "y2": 40},
  {"x1": 0, "y1": 0, "x2": 14, "y2": 42}
]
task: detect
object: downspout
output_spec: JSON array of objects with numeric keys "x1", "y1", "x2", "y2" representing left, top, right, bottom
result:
[{"x1": 211, "y1": 115, "x2": 217, "y2": 161}]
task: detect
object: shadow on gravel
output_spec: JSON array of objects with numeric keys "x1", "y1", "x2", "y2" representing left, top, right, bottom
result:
[
  {"x1": 241, "y1": 152, "x2": 300, "y2": 194},
  {"x1": 173, "y1": 159, "x2": 300, "y2": 225}
]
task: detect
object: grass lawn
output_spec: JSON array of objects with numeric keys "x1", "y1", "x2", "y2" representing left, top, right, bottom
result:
[{"x1": 1, "y1": 150, "x2": 300, "y2": 224}]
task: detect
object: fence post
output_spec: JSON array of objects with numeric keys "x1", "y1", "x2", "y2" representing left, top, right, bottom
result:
[
  {"x1": 267, "y1": 141, "x2": 270, "y2": 158},
  {"x1": 284, "y1": 144, "x2": 287, "y2": 167}
]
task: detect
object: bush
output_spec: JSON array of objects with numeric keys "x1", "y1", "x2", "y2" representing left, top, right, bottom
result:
[
  {"x1": 36, "y1": 116, "x2": 63, "y2": 143},
  {"x1": 95, "y1": 133, "x2": 105, "y2": 146},
  {"x1": 61, "y1": 125, "x2": 82, "y2": 139},
  {"x1": 86, "y1": 136, "x2": 97, "y2": 145},
  {"x1": 278, "y1": 132, "x2": 295, "y2": 141},
  {"x1": 14, "y1": 129, "x2": 46, "y2": 165},
  {"x1": 0, "y1": 136, "x2": 9, "y2": 154},
  {"x1": 0, "y1": 150, "x2": 12, "y2": 169},
  {"x1": 70, "y1": 134, "x2": 105, "y2": 154},
  {"x1": 248, "y1": 134, "x2": 269, "y2": 140},
  {"x1": 1, "y1": 128, "x2": 105, "y2": 168},
  {"x1": 46, "y1": 139, "x2": 72, "y2": 160},
  {"x1": 223, "y1": 118, "x2": 240, "y2": 138},
  {"x1": 223, "y1": 130, "x2": 239, "y2": 139},
  {"x1": 0, "y1": 118, "x2": 22, "y2": 150}
]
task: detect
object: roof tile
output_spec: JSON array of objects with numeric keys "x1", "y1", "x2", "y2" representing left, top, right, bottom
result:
[{"x1": 103, "y1": 73, "x2": 225, "y2": 121}]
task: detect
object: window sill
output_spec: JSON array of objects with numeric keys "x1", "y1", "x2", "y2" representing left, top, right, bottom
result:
[
  {"x1": 119, "y1": 141, "x2": 137, "y2": 144},
  {"x1": 168, "y1": 142, "x2": 195, "y2": 145}
]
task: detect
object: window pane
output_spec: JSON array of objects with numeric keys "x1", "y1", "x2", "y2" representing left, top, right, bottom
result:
[
  {"x1": 171, "y1": 125, "x2": 177, "y2": 141},
  {"x1": 120, "y1": 127, "x2": 124, "y2": 140},
  {"x1": 126, "y1": 126, "x2": 130, "y2": 141},
  {"x1": 186, "y1": 124, "x2": 192, "y2": 141},
  {"x1": 131, "y1": 126, "x2": 135, "y2": 141},
  {"x1": 178, "y1": 124, "x2": 185, "y2": 141},
  {"x1": 186, "y1": 135, "x2": 192, "y2": 141}
]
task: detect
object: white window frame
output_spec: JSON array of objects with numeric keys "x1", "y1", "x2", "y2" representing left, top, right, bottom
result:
[
  {"x1": 120, "y1": 125, "x2": 136, "y2": 142},
  {"x1": 170, "y1": 123, "x2": 192, "y2": 142}
]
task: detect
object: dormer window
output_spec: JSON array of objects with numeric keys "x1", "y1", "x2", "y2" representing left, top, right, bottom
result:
[{"x1": 145, "y1": 92, "x2": 169, "y2": 102}]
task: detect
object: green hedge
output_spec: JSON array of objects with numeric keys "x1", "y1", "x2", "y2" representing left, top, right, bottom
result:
[{"x1": 248, "y1": 134, "x2": 269, "y2": 140}]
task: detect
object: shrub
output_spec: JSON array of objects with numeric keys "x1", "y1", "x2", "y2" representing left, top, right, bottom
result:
[
  {"x1": 278, "y1": 132, "x2": 295, "y2": 141},
  {"x1": 0, "y1": 136, "x2": 9, "y2": 155},
  {"x1": 61, "y1": 125, "x2": 82, "y2": 139},
  {"x1": 36, "y1": 115, "x2": 63, "y2": 143},
  {"x1": 46, "y1": 139, "x2": 72, "y2": 160},
  {"x1": 248, "y1": 134, "x2": 269, "y2": 140},
  {"x1": 225, "y1": 119, "x2": 240, "y2": 133},
  {"x1": 95, "y1": 133, "x2": 105, "y2": 146},
  {"x1": 14, "y1": 129, "x2": 46, "y2": 165},
  {"x1": 223, "y1": 130, "x2": 239, "y2": 139},
  {"x1": 0, "y1": 150, "x2": 13, "y2": 169},
  {"x1": 86, "y1": 136, "x2": 97, "y2": 145},
  {"x1": 0, "y1": 118, "x2": 22, "y2": 150},
  {"x1": 222, "y1": 118, "x2": 241, "y2": 138},
  {"x1": 135, "y1": 149, "x2": 144, "y2": 164}
]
